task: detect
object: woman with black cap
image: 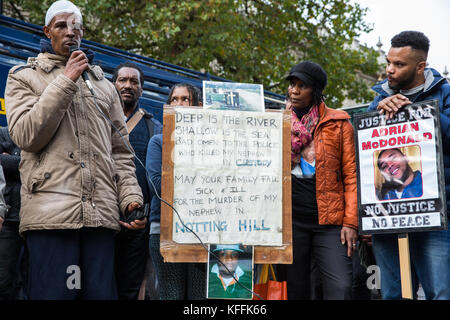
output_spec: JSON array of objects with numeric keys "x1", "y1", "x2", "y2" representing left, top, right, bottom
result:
[{"x1": 281, "y1": 61, "x2": 358, "y2": 299}]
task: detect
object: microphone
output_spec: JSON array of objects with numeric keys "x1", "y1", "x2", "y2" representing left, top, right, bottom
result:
[{"x1": 69, "y1": 45, "x2": 94, "y2": 92}]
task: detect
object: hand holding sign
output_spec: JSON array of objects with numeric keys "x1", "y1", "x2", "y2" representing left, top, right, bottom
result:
[{"x1": 377, "y1": 94, "x2": 412, "y2": 120}]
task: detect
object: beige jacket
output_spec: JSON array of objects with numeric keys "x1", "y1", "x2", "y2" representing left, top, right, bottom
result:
[{"x1": 5, "y1": 52, "x2": 143, "y2": 234}]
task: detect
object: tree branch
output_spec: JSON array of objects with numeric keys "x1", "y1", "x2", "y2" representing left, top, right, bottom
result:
[{"x1": 7, "y1": 1, "x2": 26, "y2": 21}]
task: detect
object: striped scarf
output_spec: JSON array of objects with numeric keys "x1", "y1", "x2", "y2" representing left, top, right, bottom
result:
[{"x1": 290, "y1": 103, "x2": 320, "y2": 166}]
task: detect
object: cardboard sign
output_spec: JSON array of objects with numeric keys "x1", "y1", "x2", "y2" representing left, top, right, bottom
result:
[
  {"x1": 160, "y1": 107, "x2": 292, "y2": 263},
  {"x1": 355, "y1": 100, "x2": 447, "y2": 234},
  {"x1": 172, "y1": 108, "x2": 283, "y2": 245}
]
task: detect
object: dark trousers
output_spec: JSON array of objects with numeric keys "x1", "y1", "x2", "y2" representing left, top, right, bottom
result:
[
  {"x1": 25, "y1": 227, "x2": 117, "y2": 300},
  {"x1": 149, "y1": 234, "x2": 205, "y2": 300},
  {"x1": 279, "y1": 217, "x2": 353, "y2": 300},
  {"x1": 115, "y1": 224, "x2": 154, "y2": 300},
  {"x1": 351, "y1": 247, "x2": 371, "y2": 300},
  {"x1": 0, "y1": 221, "x2": 24, "y2": 300},
  {"x1": 310, "y1": 244, "x2": 372, "y2": 300}
]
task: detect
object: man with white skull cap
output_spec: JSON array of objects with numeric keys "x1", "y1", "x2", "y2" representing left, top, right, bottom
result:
[
  {"x1": 45, "y1": 0, "x2": 82, "y2": 26},
  {"x1": 4, "y1": 0, "x2": 144, "y2": 299}
]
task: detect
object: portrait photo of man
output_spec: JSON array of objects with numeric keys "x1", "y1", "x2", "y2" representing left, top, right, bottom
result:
[
  {"x1": 207, "y1": 244, "x2": 253, "y2": 300},
  {"x1": 375, "y1": 147, "x2": 423, "y2": 201}
]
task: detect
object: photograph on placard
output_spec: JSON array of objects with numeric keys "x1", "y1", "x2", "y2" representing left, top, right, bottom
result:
[
  {"x1": 203, "y1": 81, "x2": 265, "y2": 112},
  {"x1": 374, "y1": 145, "x2": 423, "y2": 201},
  {"x1": 206, "y1": 244, "x2": 254, "y2": 300}
]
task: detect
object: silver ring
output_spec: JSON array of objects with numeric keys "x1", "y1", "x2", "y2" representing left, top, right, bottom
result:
[{"x1": 352, "y1": 243, "x2": 356, "y2": 247}]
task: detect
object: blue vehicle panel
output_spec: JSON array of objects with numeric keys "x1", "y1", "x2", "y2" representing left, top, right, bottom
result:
[{"x1": 0, "y1": 15, "x2": 285, "y2": 126}]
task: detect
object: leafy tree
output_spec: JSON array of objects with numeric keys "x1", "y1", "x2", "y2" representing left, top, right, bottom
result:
[{"x1": 5, "y1": 0, "x2": 381, "y2": 108}]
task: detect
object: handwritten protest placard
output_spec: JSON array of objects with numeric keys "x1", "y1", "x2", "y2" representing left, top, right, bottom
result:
[
  {"x1": 160, "y1": 106, "x2": 292, "y2": 263},
  {"x1": 172, "y1": 107, "x2": 283, "y2": 245},
  {"x1": 355, "y1": 100, "x2": 447, "y2": 234}
]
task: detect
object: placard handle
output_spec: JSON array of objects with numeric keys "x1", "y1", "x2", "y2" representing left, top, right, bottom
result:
[{"x1": 398, "y1": 233, "x2": 413, "y2": 299}]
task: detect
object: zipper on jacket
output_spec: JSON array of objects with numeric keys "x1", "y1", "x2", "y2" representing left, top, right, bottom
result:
[{"x1": 91, "y1": 154, "x2": 97, "y2": 210}]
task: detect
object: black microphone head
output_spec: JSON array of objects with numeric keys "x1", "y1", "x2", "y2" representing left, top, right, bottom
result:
[{"x1": 69, "y1": 45, "x2": 79, "y2": 55}]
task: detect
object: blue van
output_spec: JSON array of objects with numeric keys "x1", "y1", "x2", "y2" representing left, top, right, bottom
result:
[{"x1": 0, "y1": 15, "x2": 285, "y2": 126}]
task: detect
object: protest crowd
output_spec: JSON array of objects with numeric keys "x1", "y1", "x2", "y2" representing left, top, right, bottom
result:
[{"x1": 0, "y1": 0, "x2": 448, "y2": 301}]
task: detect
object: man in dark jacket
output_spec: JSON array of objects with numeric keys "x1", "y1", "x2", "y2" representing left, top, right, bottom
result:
[
  {"x1": 0, "y1": 127, "x2": 20, "y2": 299},
  {"x1": 113, "y1": 62, "x2": 162, "y2": 300},
  {"x1": 367, "y1": 31, "x2": 450, "y2": 300}
]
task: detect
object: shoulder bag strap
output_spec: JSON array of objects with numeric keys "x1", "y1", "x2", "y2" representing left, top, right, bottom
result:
[{"x1": 126, "y1": 109, "x2": 144, "y2": 133}]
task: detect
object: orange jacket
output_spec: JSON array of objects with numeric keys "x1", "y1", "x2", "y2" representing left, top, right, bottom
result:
[{"x1": 313, "y1": 102, "x2": 358, "y2": 230}]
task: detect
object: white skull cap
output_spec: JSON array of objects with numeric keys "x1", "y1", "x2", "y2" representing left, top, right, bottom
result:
[{"x1": 45, "y1": 0, "x2": 82, "y2": 26}]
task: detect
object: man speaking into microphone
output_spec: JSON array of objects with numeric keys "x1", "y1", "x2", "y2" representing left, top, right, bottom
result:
[{"x1": 4, "y1": 0, "x2": 143, "y2": 300}]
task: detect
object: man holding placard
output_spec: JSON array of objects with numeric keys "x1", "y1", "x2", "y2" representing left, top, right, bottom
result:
[{"x1": 366, "y1": 31, "x2": 450, "y2": 300}]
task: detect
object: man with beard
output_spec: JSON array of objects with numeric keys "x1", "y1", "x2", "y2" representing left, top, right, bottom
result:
[
  {"x1": 113, "y1": 62, "x2": 162, "y2": 300},
  {"x1": 367, "y1": 31, "x2": 450, "y2": 300},
  {"x1": 377, "y1": 148, "x2": 423, "y2": 200}
]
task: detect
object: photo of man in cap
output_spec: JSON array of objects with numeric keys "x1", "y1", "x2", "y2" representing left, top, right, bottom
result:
[{"x1": 207, "y1": 244, "x2": 253, "y2": 300}]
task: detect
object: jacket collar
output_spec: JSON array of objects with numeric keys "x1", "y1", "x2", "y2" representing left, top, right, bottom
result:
[
  {"x1": 29, "y1": 51, "x2": 104, "y2": 81},
  {"x1": 316, "y1": 101, "x2": 350, "y2": 126},
  {"x1": 34, "y1": 39, "x2": 97, "y2": 75},
  {"x1": 30, "y1": 52, "x2": 67, "y2": 73},
  {"x1": 40, "y1": 39, "x2": 95, "y2": 63}
]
